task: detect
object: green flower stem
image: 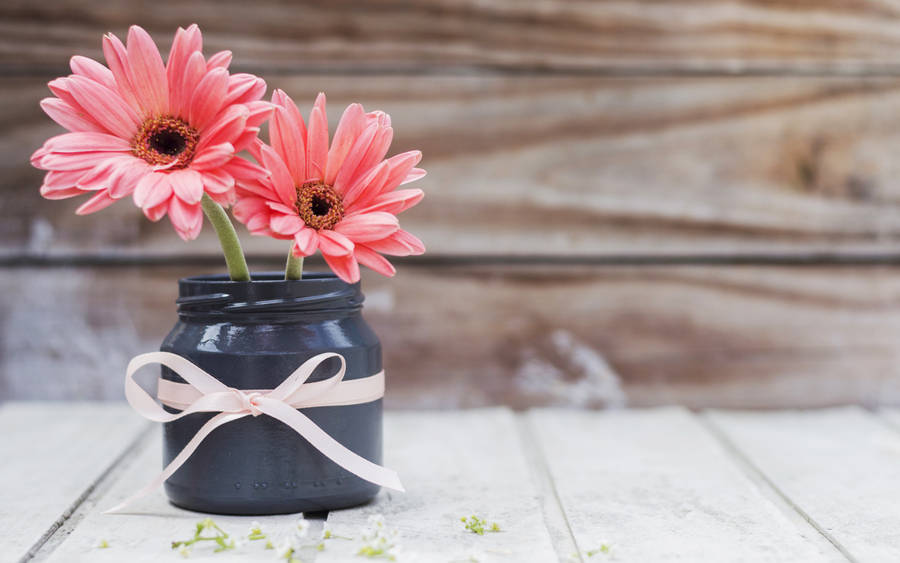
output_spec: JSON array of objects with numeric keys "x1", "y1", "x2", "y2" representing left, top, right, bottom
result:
[
  {"x1": 285, "y1": 247, "x2": 304, "y2": 280},
  {"x1": 201, "y1": 193, "x2": 251, "y2": 282}
]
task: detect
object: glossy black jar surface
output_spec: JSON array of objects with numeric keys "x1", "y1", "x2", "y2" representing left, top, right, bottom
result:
[{"x1": 160, "y1": 272, "x2": 382, "y2": 515}]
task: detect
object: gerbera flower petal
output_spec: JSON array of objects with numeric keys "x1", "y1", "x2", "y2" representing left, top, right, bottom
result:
[
  {"x1": 189, "y1": 67, "x2": 229, "y2": 131},
  {"x1": 134, "y1": 172, "x2": 172, "y2": 209},
  {"x1": 332, "y1": 122, "x2": 378, "y2": 195},
  {"x1": 195, "y1": 105, "x2": 249, "y2": 153},
  {"x1": 403, "y1": 167, "x2": 427, "y2": 185},
  {"x1": 201, "y1": 169, "x2": 235, "y2": 195},
  {"x1": 356, "y1": 112, "x2": 393, "y2": 175},
  {"x1": 41, "y1": 185, "x2": 88, "y2": 200},
  {"x1": 245, "y1": 101, "x2": 274, "y2": 128},
  {"x1": 43, "y1": 169, "x2": 90, "y2": 190},
  {"x1": 43, "y1": 132, "x2": 131, "y2": 153},
  {"x1": 342, "y1": 160, "x2": 390, "y2": 209},
  {"x1": 76, "y1": 156, "x2": 133, "y2": 191},
  {"x1": 36, "y1": 150, "x2": 117, "y2": 172},
  {"x1": 144, "y1": 199, "x2": 169, "y2": 222},
  {"x1": 259, "y1": 144, "x2": 296, "y2": 206},
  {"x1": 306, "y1": 93, "x2": 329, "y2": 181},
  {"x1": 40, "y1": 98, "x2": 104, "y2": 133},
  {"x1": 126, "y1": 26, "x2": 168, "y2": 116},
  {"x1": 318, "y1": 229, "x2": 354, "y2": 256},
  {"x1": 101, "y1": 32, "x2": 141, "y2": 111},
  {"x1": 225, "y1": 74, "x2": 267, "y2": 107},
  {"x1": 354, "y1": 245, "x2": 396, "y2": 278},
  {"x1": 175, "y1": 51, "x2": 208, "y2": 117},
  {"x1": 382, "y1": 150, "x2": 423, "y2": 192},
  {"x1": 66, "y1": 75, "x2": 140, "y2": 138},
  {"x1": 166, "y1": 24, "x2": 202, "y2": 110},
  {"x1": 191, "y1": 142, "x2": 235, "y2": 170},
  {"x1": 335, "y1": 212, "x2": 399, "y2": 243},
  {"x1": 223, "y1": 156, "x2": 269, "y2": 181},
  {"x1": 69, "y1": 55, "x2": 116, "y2": 90},
  {"x1": 324, "y1": 103, "x2": 366, "y2": 186},
  {"x1": 271, "y1": 213, "x2": 305, "y2": 236},
  {"x1": 323, "y1": 252, "x2": 360, "y2": 284},
  {"x1": 75, "y1": 190, "x2": 117, "y2": 215},
  {"x1": 108, "y1": 159, "x2": 150, "y2": 199},
  {"x1": 293, "y1": 227, "x2": 320, "y2": 256},
  {"x1": 168, "y1": 168, "x2": 204, "y2": 204},
  {"x1": 207, "y1": 50, "x2": 232, "y2": 69},
  {"x1": 270, "y1": 103, "x2": 307, "y2": 184},
  {"x1": 352, "y1": 188, "x2": 424, "y2": 215},
  {"x1": 272, "y1": 90, "x2": 307, "y2": 137},
  {"x1": 232, "y1": 196, "x2": 269, "y2": 226},
  {"x1": 168, "y1": 196, "x2": 203, "y2": 240},
  {"x1": 366, "y1": 229, "x2": 426, "y2": 256}
]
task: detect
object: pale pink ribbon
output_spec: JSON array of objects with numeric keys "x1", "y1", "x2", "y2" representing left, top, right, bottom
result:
[{"x1": 106, "y1": 351, "x2": 403, "y2": 513}]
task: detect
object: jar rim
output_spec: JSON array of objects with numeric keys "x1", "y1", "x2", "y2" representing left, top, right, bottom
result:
[
  {"x1": 180, "y1": 271, "x2": 341, "y2": 285},
  {"x1": 176, "y1": 271, "x2": 363, "y2": 320}
]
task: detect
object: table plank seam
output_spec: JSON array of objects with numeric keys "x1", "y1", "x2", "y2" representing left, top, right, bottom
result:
[
  {"x1": 698, "y1": 412, "x2": 856, "y2": 563},
  {"x1": 517, "y1": 413, "x2": 584, "y2": 563},
  {"x1": 20, "y1": 422, "x2": 153, "y2": 563}
]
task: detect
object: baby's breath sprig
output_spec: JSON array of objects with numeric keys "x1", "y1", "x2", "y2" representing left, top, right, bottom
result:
[
  {"x1": 171, "y1": 518, "x2": 237, "y2": 556},
  {"x1": 586, "y1": 544, "x2": 612, "y2": 557},
  {"x1": 322, "y1": 522, "x2": 353, "y2": 541},
  {"x1": 460, "y1": 515, "x2": 501, "y2": 536},
  {"x1": 275, "y1": 538, "x2": 302, "y2": 563},
  {"x1": 356, "y1": 513, "x2": 401, "y2": 560},
  {"x1": 247, "y1": 521, "x2": 268, "y2": 542}
]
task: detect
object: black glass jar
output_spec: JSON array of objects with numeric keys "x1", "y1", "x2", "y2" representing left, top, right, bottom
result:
[{"x1": 159, "y1": 272, "x2": 382, "y2": 515}]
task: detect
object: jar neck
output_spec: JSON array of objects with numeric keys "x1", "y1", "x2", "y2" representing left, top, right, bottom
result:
[{"x1": 175, "y1": 272, "x2": 364, "y2": 323}]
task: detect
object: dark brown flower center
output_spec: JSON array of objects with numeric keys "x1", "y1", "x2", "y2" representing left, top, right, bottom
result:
[
  {"x1": 132, "y1": 116, "x2": 199, "y2": 168},
  {"x1": 295, "y1": 181, "x2": 344, "y2": 230}
]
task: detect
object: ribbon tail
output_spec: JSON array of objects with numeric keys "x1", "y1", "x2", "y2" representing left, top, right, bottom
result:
[
  {"x1": 104, "y1": 412, "x2": 246, "y2": 514},
  {"x1": 260, "y1": 400, "x2": 405, "y2": 492}
]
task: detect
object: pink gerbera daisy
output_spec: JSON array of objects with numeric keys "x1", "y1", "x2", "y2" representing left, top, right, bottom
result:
[
  {"x1": 30, "y1": 24, "x2": 272, "y2": 240},
  {"x1": 233, "y1": 91, "x2": 426, "y2": 283}
]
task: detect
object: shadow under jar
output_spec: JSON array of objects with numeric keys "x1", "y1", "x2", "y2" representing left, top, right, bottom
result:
[{"x1": 160, "y1": 272, "x2": 382, "y2": 515}]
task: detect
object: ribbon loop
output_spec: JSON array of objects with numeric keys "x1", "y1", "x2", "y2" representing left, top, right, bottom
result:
[{"x1": 106, "y1": 351, "x2": 402, "y2": 513}]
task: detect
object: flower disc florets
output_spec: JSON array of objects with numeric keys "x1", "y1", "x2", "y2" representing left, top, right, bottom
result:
[
  {"x1": 132, "y1": 116, "x2": 199, "y2": 168},
  {"x1": 295, "y1": 181, "x2": 344, "y2": 230}
]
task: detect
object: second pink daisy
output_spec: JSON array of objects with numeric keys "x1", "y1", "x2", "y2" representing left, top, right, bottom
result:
[{"x1": 233, "y1": 91, "x2": 426, "y2": 283}]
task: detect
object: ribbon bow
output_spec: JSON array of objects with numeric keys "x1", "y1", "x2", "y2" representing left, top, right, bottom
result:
[{"x1": 106, "y1": 351, "x2": 403, "y2": 513}]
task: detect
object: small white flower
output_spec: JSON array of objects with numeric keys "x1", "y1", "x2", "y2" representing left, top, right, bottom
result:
[
  {"x1": 178, "y1": 544, "x2": 191, "y2": 558},
  {"x1": 233, "y1": 536, "x2": 248, "y2": 549},
  {"x1": 367, "y1": 513, "x2": 386, "y2": 528},
  {"x1": 275, "y1": 538, "x2": 294, "y2": 559},
  {"x1": 296, "y1": 517, "x2": 310, "y2": 538},
  {"x1": 361, "y1": 526, "x2": 376, "y2": 541}
]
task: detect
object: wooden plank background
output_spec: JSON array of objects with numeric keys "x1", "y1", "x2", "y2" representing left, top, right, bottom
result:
[{"x1": 4, "y1": 1, "x2": 900, "y2": 406}]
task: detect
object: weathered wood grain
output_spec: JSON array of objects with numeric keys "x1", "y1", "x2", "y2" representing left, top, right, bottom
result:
[
  {"x1": 41, "y1": 428, "x2": 321, "y2": 562},
  {"x1": 5, "y1": 1, "x2": 900, "y2": 73},
  {"x1": 319, "y1": 409, "x2": 557, "y2": 562},
  {"x1": 0, "y1": 403, "x2": 147, "y2": 562},
  {"x1": 528, "y1": 408, "x2": 841, "y2": 562},
  {"x1": 6, "y1": 263, "x2": 900, "y2": 407},
  {"x1": 9, "y1": 74, "x2": 900, "y2": 257},
  {"x1": 707, "y1": 408, "x2": 900, "y2": 562}
]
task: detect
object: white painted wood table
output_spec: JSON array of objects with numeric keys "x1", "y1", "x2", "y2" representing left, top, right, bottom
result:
[{"x1": 3, "y1": 404, "x2": 900, "y2": 563}]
